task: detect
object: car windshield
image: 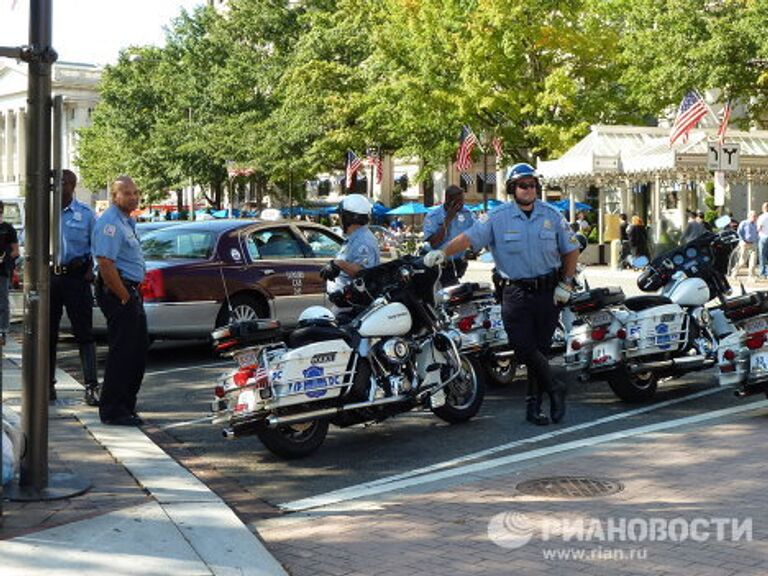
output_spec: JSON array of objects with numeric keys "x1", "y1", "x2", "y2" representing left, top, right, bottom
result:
[{"x1": 141, "y1": 228, "x2": 216, "y2": 260}]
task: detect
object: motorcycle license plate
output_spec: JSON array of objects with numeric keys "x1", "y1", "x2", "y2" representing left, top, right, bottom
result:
[
  {"x1": 235, "y1": 349, "x2": 258, "y2": 369},
  {"x1": 751, "y1": 351, "x2": 768, "y2": 373},
  {"x1": 589, "y1": 311, "x2": 613, "y2": 326},
  {"x1": 745, "y1": 317, "x2": 768, "y2": 333},
  {"x1": 592, "y1": 340, "x2": 620, "y2": 366}
]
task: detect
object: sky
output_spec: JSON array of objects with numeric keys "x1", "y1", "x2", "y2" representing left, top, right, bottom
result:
[{"x1": 1, "y1": 0, "x2": 206, "y2": 66}]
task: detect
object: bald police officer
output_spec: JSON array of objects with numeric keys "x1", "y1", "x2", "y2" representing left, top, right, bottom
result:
[
  {"x1": 320, "y1": 194, "x2": 380, "y2": 323},
  {"x1": 423, "y1": 185, "x2": 475, "y2": 286},
  {"x1": 50, "y1": 169, "x2": 99, "y2": 405},
  {"x1": 92, "y1": 176, "x2": 147, "y2": 426},
  {"x1": 425, "y1": 163, "x2": 579, "y2": 425}
]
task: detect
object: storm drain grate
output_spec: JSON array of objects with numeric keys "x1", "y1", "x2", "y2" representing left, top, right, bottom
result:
[{"x1": 516, "y1": 476, "x2": 624, "y2": 499}]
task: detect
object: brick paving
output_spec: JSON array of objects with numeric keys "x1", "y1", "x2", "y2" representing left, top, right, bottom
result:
[{"x1": 257, "y1": 416, "x2": 768, "y2": 575}]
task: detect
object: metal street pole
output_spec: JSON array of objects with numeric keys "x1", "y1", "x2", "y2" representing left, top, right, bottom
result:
[{"x1": 3, "y1": 0, "x2": 89, "y2": 501}]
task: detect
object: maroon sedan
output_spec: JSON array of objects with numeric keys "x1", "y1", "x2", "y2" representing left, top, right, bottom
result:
[{"x1": 88, "y1": 219, "x2": 343, "y2": 339}]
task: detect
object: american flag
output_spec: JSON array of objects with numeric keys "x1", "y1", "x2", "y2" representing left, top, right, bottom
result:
[
  {"x1": 346, "y1": 150, "x2": 362, "y2": 191},
  {"x1": 669, "y1": 91, "x2": 708, "y2": 146},
  {"x1": 717, "y1": 99, "x2": 732, "y2": 145},
  {"x1": 367, "y1": 151, "x2": 383, "y2": 184},
  {"x1": 492, "y1": 136, "x2": 503, "y2": 159},
  {"x1": 456, "y1": 125, "x2": 477, "y2": 172}
]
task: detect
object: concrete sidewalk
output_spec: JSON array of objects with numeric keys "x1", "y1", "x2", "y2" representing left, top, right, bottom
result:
[{"x1": 0, "y1": 337, "x2": 287, "y2": 576}]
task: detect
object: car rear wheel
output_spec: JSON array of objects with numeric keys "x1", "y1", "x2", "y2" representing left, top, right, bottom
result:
[{"x1": 215, "y1": 294, "x2": 265, "y2": 328}]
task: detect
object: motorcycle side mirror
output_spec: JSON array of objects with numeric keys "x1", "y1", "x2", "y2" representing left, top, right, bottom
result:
[
  {"x1": 478, "y1": 251, "x2": 495, "y2": 264},
  {"x1": 632, "y1": 255, "x2": 649, "y2": 269},
  {"x1": 714, "y1": 215, "x2": 732, "y2": 230}
]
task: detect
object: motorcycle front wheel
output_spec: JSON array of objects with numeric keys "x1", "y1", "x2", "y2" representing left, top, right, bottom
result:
[
  {"x1": 605, "y1": 367, "x2": 658, "y2": 403},
  {"x1": 256, "y1": 419, "x2": 330, "y2": 459},
  {"x1": 432, "y1": 355, "x2": 486, "y2": 423}
]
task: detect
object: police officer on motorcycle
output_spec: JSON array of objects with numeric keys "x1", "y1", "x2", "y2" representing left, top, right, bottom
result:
[
  {"x1": 425, "y1": 163, "x2": 580, "y2": 425},
  {"x1": 320, "y1": 194, "x2": 381, "y2": 323}
]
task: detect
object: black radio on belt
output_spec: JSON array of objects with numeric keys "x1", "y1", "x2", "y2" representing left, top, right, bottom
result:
[{"x1": 53, "y1": 255, "x2": 92, "y2": 276}]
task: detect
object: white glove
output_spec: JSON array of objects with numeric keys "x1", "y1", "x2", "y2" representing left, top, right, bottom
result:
[
  {"x1": 424, "y1": 250, "x2": 446, "y2": 268},
  {"x1": 553, "y1": 281, "x2": 573, "y2": 306}
]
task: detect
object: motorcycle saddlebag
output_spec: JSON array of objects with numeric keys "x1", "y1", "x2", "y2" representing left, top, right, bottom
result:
[
  {"x1": 569, "y1": 286, "x2": 625, "y2": 313},
  {"x1": 721, "y1": 291, "x2": 768, "y2": 322}
]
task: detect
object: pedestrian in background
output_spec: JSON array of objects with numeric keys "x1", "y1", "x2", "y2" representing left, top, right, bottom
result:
[
  {"x1": 423, "y1": 185, "x2": 475, "y2": 286},
  {"x1": 49, "y1": 170, "x2": 99, "y2": 404},
  {"x1": 0, "y1": 200, "x2": 19, "y2": 346},
  {"x1": 731, "y1": 210, "x2": 758, "y2": 280},
  {"x1": 424, "y1": 163, "x2": 579, "y2": 425},
  {"x1": 627, "y1": 215, "x2": 649, "y2": 259},
  {"x1": 680, "y1": 210, "x2": 706, "y2": 244},
  {"x1": 757, "y1": 202, "x2": 768, "y2": 278},
  {"x1": 93, "y1": 176, "x2": 147, "y2": 426}
]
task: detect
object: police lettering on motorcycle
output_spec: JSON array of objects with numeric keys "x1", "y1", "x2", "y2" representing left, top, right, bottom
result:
[{"x1": 425, "y1": 163, "x2": 580, "y2": 425}]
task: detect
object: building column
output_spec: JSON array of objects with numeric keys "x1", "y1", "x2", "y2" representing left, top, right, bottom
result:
[
  {"x1": 568, "y1": 187, "x2": 575, "y2": 224},
  {"x1": 4, "y1": 110, "x2": 14, "y2": 183},
  {"x1": 598, "y1": 186, "x2": 605, "y2": 244},
  {"x1": 16, "y1": 107, "x2": 26, "y2": 185},
  {"x1": 379, "y1": 154, "x2": 394, "y2": 206},
  {"x1": 747, "y1": 170, "x2": 754, "y2": 214},
  {"x1": 653, "y1": 174, "x2": 661, "y2": 243},
  {"x1": 679, "y1": 176, "x2": 688, "y2": 228}
]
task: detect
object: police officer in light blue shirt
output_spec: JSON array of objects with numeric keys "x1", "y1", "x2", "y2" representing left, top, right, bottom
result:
[
  {"x1": 423, "y1": 185, "x2": 475, "y2": 286},
  {"x1": 92, "y1": 176, "x2": 147, "y2": 426},
  {"x1": 425, "y1": 163, "x2": 579, "y2": 426},
  {"x1": 320, "y1": 194, "x2": 380, "y2": 322},
  {"x1": 49, "y1": 170, "x2": 99, "y2": 404}
]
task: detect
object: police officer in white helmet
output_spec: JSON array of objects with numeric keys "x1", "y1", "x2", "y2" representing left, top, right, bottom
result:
[{"x1": 320, "y1": 194, "x2": 381, "y2": 323}]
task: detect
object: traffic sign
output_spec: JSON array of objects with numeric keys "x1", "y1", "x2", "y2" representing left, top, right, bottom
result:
[{"x1": 707, "y1": 142, "x2": 740, "y2": 172}]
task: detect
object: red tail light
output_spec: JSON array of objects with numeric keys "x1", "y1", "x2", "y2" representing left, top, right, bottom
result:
[
  {"x1": 591, "y1": 326, "x2": 608, "y2": 341},
  {"x1": 233, "y1": 367, "x2": 255, "y2": 387},
  {"x1": 140, "y1": 268, "x2": 165, "y2": 301},
  {"x1": 746, "y1": 332, "x2": 766, "y2": 351},
  {"x1": 723, "y1": 349, "x2": 736, "y2": 361},
  {"x1": 616, "y1": 329, "x2": 627, "y2": 340},
  {"x1": 457, "y1": 315, "x2": 476, "y2": 333},
  {"x1": 571, "y1": 340, "x2": 582, "y2": 351},
  {"x1": 214, "y1": 384, "x2": 226, "y2": 398},
  {"x1": 482, "y1": 320, "x2": 492, "y2": 329}
]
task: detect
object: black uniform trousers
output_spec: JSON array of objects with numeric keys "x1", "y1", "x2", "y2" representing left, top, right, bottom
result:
[
  {"x1": 95, "y1": 280, "x2": 148, "y2": 422},
  {"x1": 50, "y1": 271, "x2": 95, "y2": 381},
  {"x1": 501, "y1": 284, "x2": 559, "y2": 394}
]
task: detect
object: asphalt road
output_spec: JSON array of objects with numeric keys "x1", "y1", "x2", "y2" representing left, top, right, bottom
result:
[{"x1": 53, "y1": 262, "x2": 752, "y2": 511}]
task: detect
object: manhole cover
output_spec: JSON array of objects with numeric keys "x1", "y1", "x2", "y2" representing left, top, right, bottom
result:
[{"x1": 516, "y1": 476, "x2": 624, "y2": 499}]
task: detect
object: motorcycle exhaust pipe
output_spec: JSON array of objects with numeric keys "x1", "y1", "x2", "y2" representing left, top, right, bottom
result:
[
  {"x1": 629, "y1": 355, "x2": 714, "y2": 374},
  {"x1": 265, "y1": 396, "x2": 408, "y2": 427},
  {"x1": 491, "y1": 350, "x2": 516, "y2": 360},
  {"x1": 222, "y1": 418, "x2": 264, "y2": 439}
]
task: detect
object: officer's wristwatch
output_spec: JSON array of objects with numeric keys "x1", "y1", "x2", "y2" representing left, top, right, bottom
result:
[{"x1": 562, "y1": 275, "x2": 575, "y2": 287}]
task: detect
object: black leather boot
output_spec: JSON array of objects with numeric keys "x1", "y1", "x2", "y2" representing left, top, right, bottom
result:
[
  {"x1": 526, "y1": 395, "x2": 550, "y2": 425},
  {"x1": 549, "y1": 383, "x2": 567, "y2": 424},
  {"x1": 80, "y1": 342, "x2": 100, "y2": 407}
]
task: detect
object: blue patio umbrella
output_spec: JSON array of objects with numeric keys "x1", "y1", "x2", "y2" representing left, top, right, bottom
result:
[
  {"x1": 212, "y1": 209, "x2": 229, "y2": 218},
  {"x1": 386, "y1": 202, "x2": 429, "y2": 216},
  {"x1": 371, "y1": 202, "x2": 390, "y2": 217},
  {"x1": 549, "y1": 200, "x2": 592, "y2": 212}
]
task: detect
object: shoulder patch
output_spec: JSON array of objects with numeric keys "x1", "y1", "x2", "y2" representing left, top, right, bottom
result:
[{"x1": 103, "y1": 224, "x2": 116, "y2": 237}]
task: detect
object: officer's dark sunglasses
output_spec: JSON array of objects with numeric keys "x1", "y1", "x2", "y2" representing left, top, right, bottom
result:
[{"x1": 516, "y1": 182, "x2": 537, "y2": 190}]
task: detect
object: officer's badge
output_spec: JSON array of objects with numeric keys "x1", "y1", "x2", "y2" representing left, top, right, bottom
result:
[
  {"x1": 103, "y1": 224, "x2": 116, "y2": 237},
  {"x1": 458, "y1": 214, "x2": 465, "y2": 222},
  {"x1": 73, "y1": 212, "x2": 82, "y2": 221},
  {"x1": 543, "y1": 219, "x2": 552, "y2": 229}
]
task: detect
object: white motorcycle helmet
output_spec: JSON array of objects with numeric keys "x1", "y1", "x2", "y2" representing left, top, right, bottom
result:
[
  {"x1": 297, "y1": 306, "x2": 337, "y2": 327},
  {"x1": 340, "y1": 194, "x2": 372, "y2": 232}
]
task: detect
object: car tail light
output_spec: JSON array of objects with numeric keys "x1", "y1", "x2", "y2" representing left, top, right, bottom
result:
[
  {"x1": 482, "y1": 320, "x2": 492, "y2": 329},
  {"x1": 140, "y1": 268, "x2": 165, "y2": 301},
  {"x1": 457, "y1": 315, "x2": 476, "y2": 333},
  {"x1": 616, "y1": 328, "x2": 627, "y2": 340},
  {"x1": 214, "y1": 384, "x2": 226, "y2": 398},
  {"x1": 746, "y1": 332, "x2": 766, "y2": 351},
  {"x1": 723, "y1": 349, "x2": 736, "y2": 361},
  {"x1": 571, "y1": 340, "x2": 582, "y2": 351},
  {"x1": 591, "y1": 326, "x2": 608, "y2": 341}
]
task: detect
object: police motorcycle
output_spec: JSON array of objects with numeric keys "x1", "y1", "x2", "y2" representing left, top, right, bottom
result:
[
  {"x1": 715, "y1": 290, "x2": 768, "y2": 397},
  {"x1": 439, "y1": 234, "x2": 589, "y2": 386},
  {"x1": 209, "y1": 255, "x2": 484, "y2": 458},
  {"x1": 564, "y1": 215, "x2": 739, "y2": 402}
]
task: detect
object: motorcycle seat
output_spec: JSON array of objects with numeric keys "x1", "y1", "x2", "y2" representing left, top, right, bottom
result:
[
  {"x1": 623, "y1": 295, "x2": 673, "y2": 312},
  {"x1": 441, "y1": 282, "x2": 495, "y2": 305},
  {"x1": 287, "y1": 323, "x2": 352, "y2": 348}
]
